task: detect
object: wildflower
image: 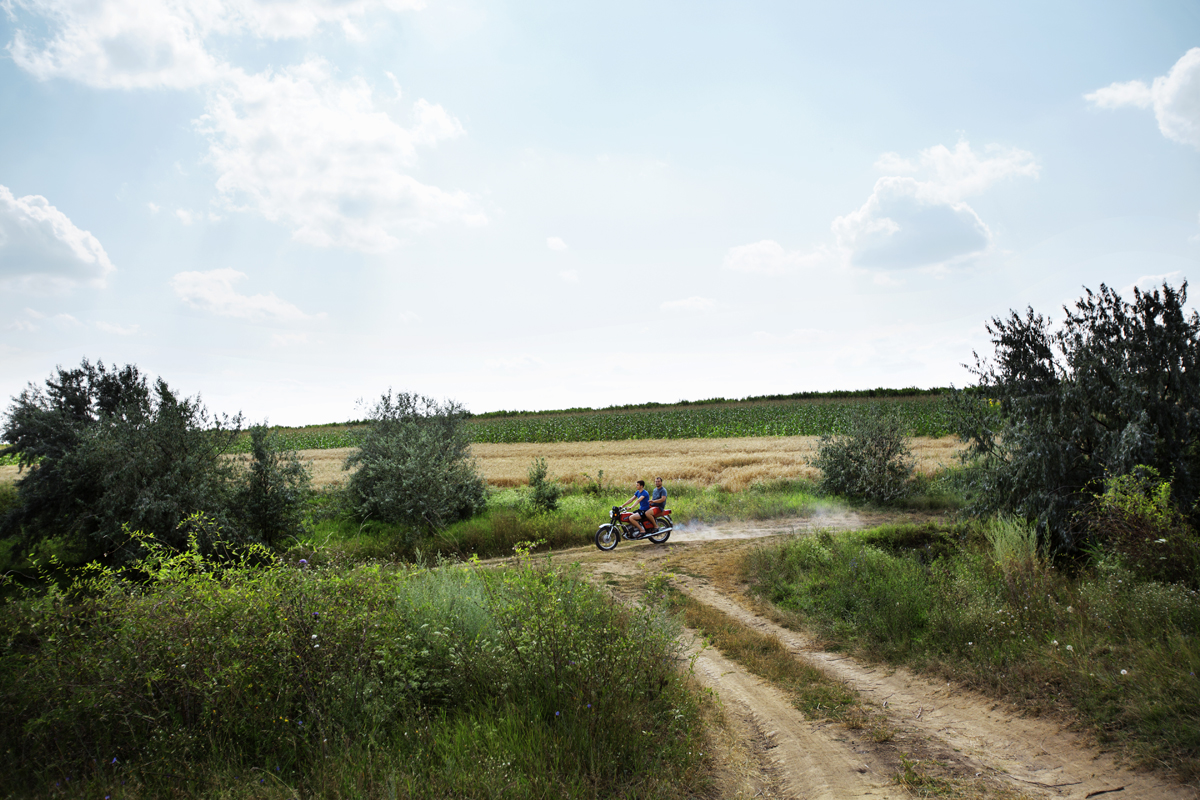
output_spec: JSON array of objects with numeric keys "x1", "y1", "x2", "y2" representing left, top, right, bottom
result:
[
  {"x1": 1051, "y1": 640, "x2": 1058, "y2": 647},
  {"x1": 299, "y1": 559, "x2": 308, "y2": 566},
  {"x1": 1120, "y1": 669, "x2": 1128, "y2": 675},
  {"x1": 1065, "y1": 645, "x2": 1073, "y2": 652},
  {"x1": 1066, "y1": 606, "x2": 1073, "y2": 613},
  {"x1": 312, "y1": 634, "x2": 318, "y2": 639}
]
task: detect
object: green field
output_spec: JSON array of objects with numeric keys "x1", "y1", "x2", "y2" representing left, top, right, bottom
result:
[{"x1": 225, "y1": 391, "x2": 953, "y2": 453}]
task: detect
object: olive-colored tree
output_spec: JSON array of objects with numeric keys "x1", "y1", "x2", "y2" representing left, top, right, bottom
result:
[
  {"x1": 955, "y1": 283, "x2": 1200, "y2": 552},
  {"x1": 345, "y1": 391, "x2": 486, "y2": 533}
]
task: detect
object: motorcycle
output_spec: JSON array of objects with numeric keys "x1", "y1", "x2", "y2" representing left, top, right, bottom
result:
[{"x1": 595, "y1": 505, "x2": 674, "y2": 551}]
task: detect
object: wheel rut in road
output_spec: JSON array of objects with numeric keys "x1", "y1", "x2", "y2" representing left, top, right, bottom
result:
[{"x1": 562, "y1": 521, "x2": 1199, "y2": 800}]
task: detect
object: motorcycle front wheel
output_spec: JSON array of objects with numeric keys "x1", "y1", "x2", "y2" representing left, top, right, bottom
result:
[
  {"x1": 648, "y1": 516, "x2": 672, "y2": 544},
  {"x1": 595, "y1": 524, "x2": 619, "y2": 551}
]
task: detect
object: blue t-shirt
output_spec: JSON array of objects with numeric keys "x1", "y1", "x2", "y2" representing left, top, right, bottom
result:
[
  {"x1": 634, "y1": 489, "x2": 650, "y2": 511},
  {"x1": 651, "y1": 486, "x2": 666, "y2": 508}
]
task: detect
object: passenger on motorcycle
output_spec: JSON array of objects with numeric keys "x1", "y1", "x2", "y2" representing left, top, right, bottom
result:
[
  {"x1": 648, "y1": 476, "x2": 667, "y2": 524},
  {"x1": 621, "y1": 480, "x2": 652, "y2": 534}
]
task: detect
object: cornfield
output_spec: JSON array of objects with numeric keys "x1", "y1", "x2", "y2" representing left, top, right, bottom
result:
[{"x1": 224, "y1": 395, "x2": 954, "y2": 453}]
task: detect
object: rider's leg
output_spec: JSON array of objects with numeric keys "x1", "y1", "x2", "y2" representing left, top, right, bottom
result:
[
  {"x1": 630, "y1": 511, "x2": 646, "y2": 533},
  {"x1": 644, "y1": 508, "x2": 658, "y2": 530}
]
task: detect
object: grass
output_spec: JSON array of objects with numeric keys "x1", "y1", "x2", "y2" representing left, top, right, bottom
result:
[
  {"x1": 0, "y1": 537, "x2": 709, "y2": 798},
  {"x1": 742, "y1": 521, "x2": 1200, "y2": 782},
  {"x1": 290, "y1": 480, "x2": 834, "y2": 564}
]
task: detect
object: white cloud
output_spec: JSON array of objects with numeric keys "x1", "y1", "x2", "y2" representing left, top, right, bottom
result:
[
  {"x1": 271, "y1": 332, "x2": 308, "y2": 347},
  {"x1": 832, "y1": 141, "x2": 1038, "y2": 270},
  {"x1": 198, "y1": 61, "x2": 483, "y2": 252},
  {"x1": 96, "y1": 320, "x2": 139, "y2": 335},
  {"x1": 5, "y1": 0, "x2": 425, "y2": 89},
  {"x1": 171, "y1": 268, "x2": 320, "y2": 321},
  {"x1": 147, "y1": 202, "x2": 160, "y2": 214},
  {"x1": 722, "y1": 240, "x2": 832, "y2": 275},
  {"x1": 1086, "y1": 48, "x2": 1200, "y2": 150},
  {"x1": 0, "y1": 184, "x2": 115, "y2": 290},
  {"x1": 559, "y1": 269, "x2": 579, "y2": 283},
  {"x1": 1122, "y1": 271, "x2": 1186, "y2": 298},
  {"x1": 9, "y1": 308, "x2": 83, "y2": 330},
  {"x1": 661, "y1": 296, "x2": 715, "y2": 311},
  {"x1": 546, "y1": 236, "x2": 568, "y2": 251},
  {"x1": 175, "y1": 208, "x2": 198, "y2": 225}
]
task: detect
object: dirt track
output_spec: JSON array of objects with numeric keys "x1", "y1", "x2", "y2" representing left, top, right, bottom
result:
[{"x1": 558, "y1": 518, "x2": 1199, "y2": 800}]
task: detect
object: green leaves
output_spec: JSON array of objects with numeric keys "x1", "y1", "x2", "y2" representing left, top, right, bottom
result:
[{"x1": 959, "y1": 282, "x2": 1200, "y2": 553}]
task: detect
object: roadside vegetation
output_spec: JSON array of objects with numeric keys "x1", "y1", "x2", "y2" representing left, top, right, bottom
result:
[
  {"x1": 0, "y1": 539, "x2": 707, "y2": 798},
  {"x1": 742, "y1": 282, "x2": 1200, "y2": 782}
]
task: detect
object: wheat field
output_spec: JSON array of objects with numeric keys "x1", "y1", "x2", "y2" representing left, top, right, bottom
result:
[{"x1": 296, "y1": 435, "x2": 964, "y2": 491}]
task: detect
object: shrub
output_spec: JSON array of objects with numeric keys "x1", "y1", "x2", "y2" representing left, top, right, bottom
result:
[
  {"x1": 955, "y1": 282, "x2": 1200, "y2": 552},
  {"x1": 230, "y1": 424, "x2": 311, "y2": 547},
  {"x1": 1, "y1": 360, "x2": 243, "y2": 563},
  {"x1": 345, "y1": 391, "x2": 486, "y2": 533},
  {"x1": 1082, "y1": 466, "x2": 1200, "y2": 585},
  {"x1": 812, "y1": 410, "x2": 914, "y2": 504},
  {"x1": 527, "y1": 456, "x2": 562, "y2": 513}
]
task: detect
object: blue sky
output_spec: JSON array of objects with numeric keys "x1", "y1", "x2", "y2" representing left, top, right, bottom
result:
[{"x1": 1, "y1": 0, "x2": 1198, "y2": 425}]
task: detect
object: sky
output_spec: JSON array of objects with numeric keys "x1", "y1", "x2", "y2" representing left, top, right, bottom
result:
[{"x1": 1, "y1": 0, "x2": 1198, "y2": 425}]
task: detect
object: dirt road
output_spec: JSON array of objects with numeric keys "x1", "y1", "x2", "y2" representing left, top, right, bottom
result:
[{"x1": 560, "y1": 518, "x2": 1198, "y2": 800}]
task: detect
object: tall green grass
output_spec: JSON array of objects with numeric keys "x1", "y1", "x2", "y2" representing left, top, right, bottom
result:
[
  {"x1": 744, "y1": 522, "x2": 1200, "y2": 780},
  {"x1": 0, "y1": 538, "x2": 708, "y2": 798}
]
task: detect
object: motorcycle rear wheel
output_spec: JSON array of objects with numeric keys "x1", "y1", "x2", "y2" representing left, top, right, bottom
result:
[
  {"x1": 595, "y1": 524, "x2": 619, "y2": 551},
  {"x1": 648, "y1": 516, "x2": 672, "y2": 544}
]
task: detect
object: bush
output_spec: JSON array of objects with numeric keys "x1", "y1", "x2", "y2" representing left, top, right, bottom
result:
[
  {"x1": 1082, "y1": 466, "x2": 1200, "y2": 585},
  {"x1": 230, "y1": 424, "x2": 311, "y2": 547},
  {"x1": 345, "y1": 391, "x2": 486, "y2": 533},
  {"x1": 812, "y1": 410, "x2": 914, "y2": 503},
  {"x1": 0, "y1": 360, "x2": 244, "y2": 563},
  {"x1": 955, "y1": 282, "x2": 1200, "y2": 552},
  {"x1": 527, "y1": 456, "x2": 562, "y2": 513}
]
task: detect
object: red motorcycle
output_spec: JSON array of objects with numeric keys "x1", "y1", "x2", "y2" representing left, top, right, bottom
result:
[{"x1": 595, "y1": 505, "x2": 674, "y2": 551}]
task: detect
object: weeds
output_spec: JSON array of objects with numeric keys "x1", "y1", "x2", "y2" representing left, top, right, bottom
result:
[{"x1": 0, "y1": 537, "x2": 707, "y2": 798}]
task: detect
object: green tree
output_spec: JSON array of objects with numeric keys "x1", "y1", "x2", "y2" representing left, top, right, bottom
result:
[
  {"x1": 231, "y1": 425, "x2": 311, "y2": 548},
  {"x1": 812, "y1": 409, "x2": 914, "y2": 504},
  {"x1": 526, "y1": 456, "x2": 561, "y2": 513},
  {"x1": 1, "y1": 359, "x2": 244, "y2": 563},
  {"x1": 345, "y1": 391, "x2": 486, "y2": 533},
  {"x1": 955, "y1": 283, "x2": 1200, "y2": 552}
]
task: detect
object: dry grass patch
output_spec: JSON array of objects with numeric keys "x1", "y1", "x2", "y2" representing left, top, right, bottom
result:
[
  {"x1": 468, "y1": 435, "x2": 962, "y2": 490},
  {"x1": 0, "y1": 465, "x2": 18, "y2": 485},
  {"x1": 258, "y1": 436, "x2": 963, "y2": 491}
]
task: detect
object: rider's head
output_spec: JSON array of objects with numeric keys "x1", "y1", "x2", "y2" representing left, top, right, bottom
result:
[
  {"x1": 636, "y1": 480, "x2": 645, "y2": 488},
  {"x1": 654, "y1": 476, "x2": 663, "y2": 486}
]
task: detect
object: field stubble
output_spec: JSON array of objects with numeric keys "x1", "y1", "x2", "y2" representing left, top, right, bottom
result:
[{"x1": 296, "y1": 435, "x2": 963, "y2": 491}]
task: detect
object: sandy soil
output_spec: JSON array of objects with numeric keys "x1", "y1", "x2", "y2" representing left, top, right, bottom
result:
[{"x1": 556, "y1": 524, "x2": 1199, "y2": 800}]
